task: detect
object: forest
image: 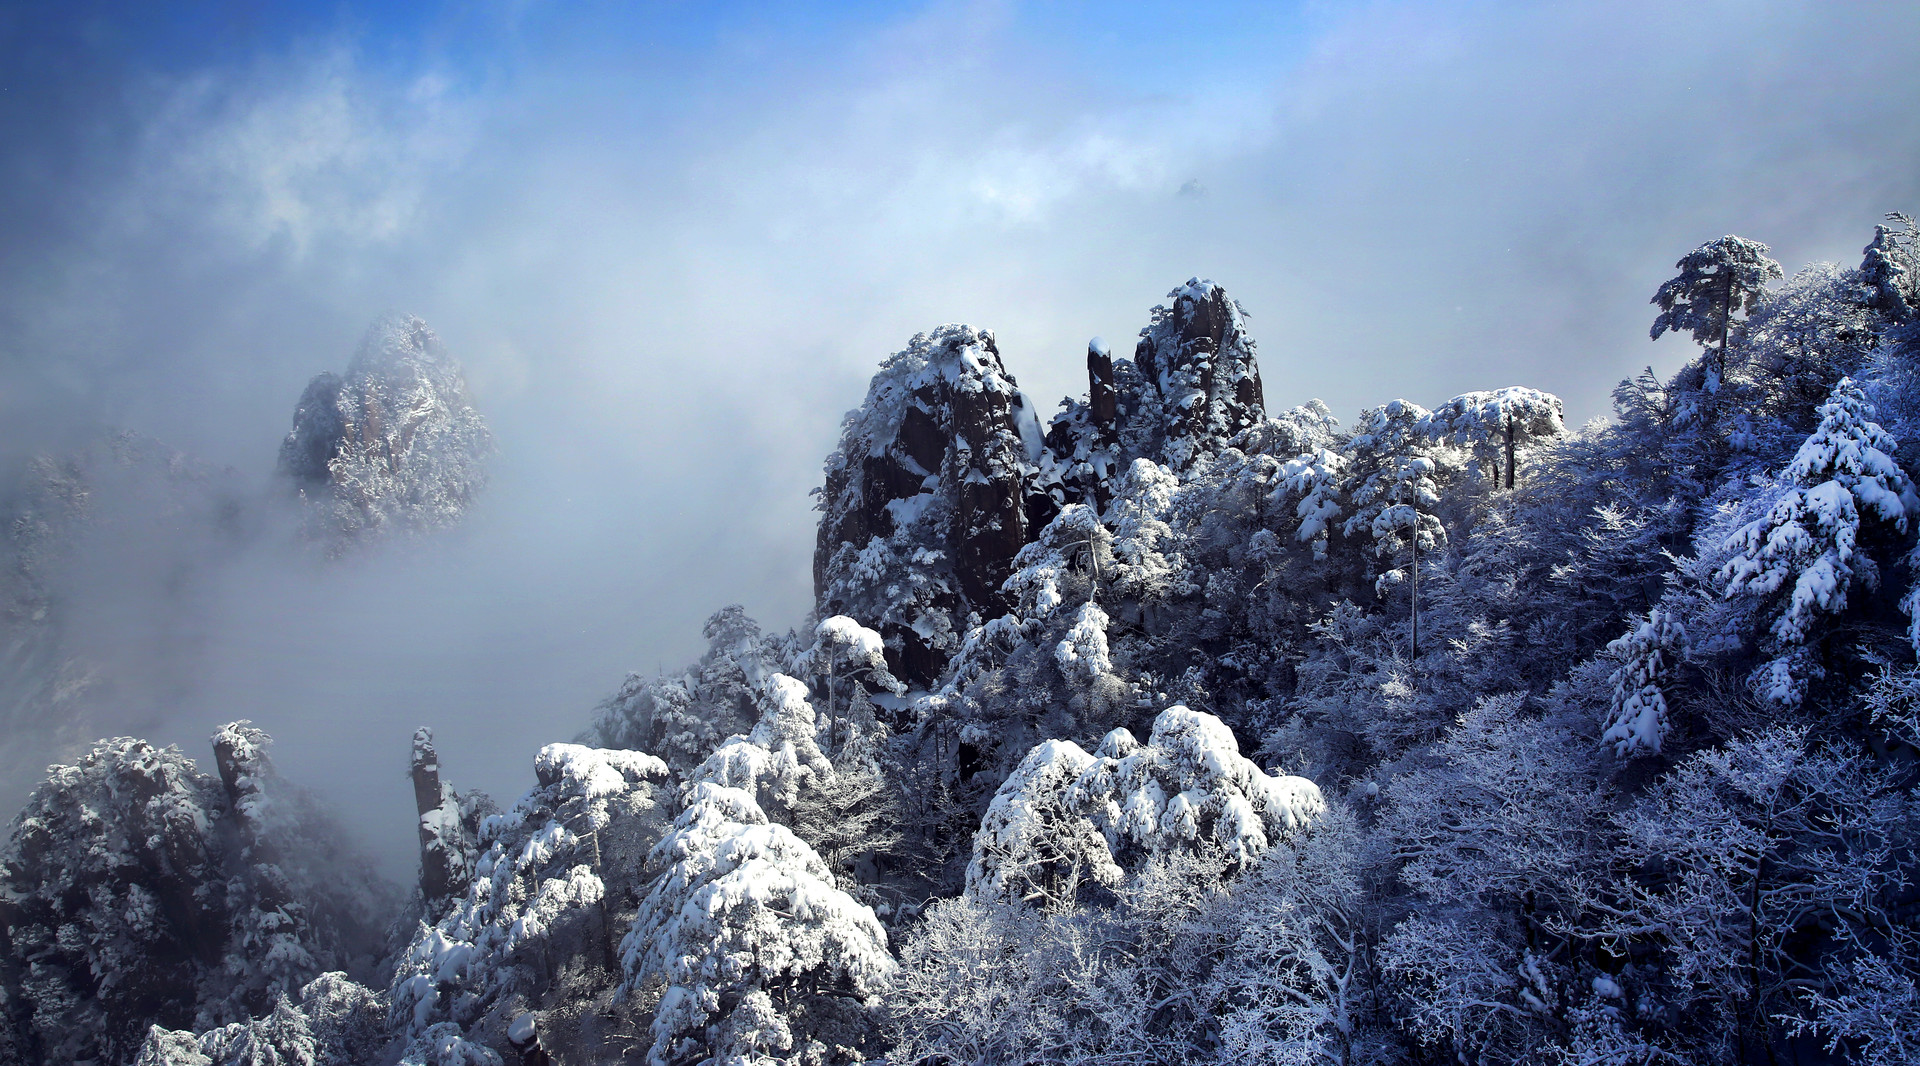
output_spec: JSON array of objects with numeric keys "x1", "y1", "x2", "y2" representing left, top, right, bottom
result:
[{"x1": 6, "y1": 214, "x2": 1920, "y2": 1066}]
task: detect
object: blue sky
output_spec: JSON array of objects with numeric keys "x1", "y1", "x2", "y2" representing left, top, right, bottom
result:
[{"x1": 5, "y1": 0, "x2": 1919, "y2": 870}]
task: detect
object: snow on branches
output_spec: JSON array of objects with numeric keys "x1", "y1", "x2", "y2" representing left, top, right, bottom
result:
[
  {"x1": 390, "y1": 744, "x2": 668, "y2": 1047},
  {"x1": 1601, "y1": 609, "x2": 1689, "y2": 758},
  {"x1": 621, "y1": 784, "x2": 894, "y2": 1066},
  {"x1": 966, "y1": 705, "x2": 1324, "y2": 908},
  {"x1": 1651, "y1": 235, "x2": 1784, "y2": 388},
  {"x1": 1422, "y1": 387, "x2": 1565, "y2": 489},
  {"x1": 692, "y1": 673, "x2": 834, "y2": 812},
  {"x1": 1720, "y1": 377, "x2": 1915, "y2": 704}
]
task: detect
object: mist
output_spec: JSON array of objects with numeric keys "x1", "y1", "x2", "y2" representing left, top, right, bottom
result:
[{"x1": 4, "y1": 0, "x2": 1920, "y2": 878}]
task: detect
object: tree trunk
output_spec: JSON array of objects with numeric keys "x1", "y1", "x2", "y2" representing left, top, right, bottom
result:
[
  {"x1": 1718, "y1": 271, "x2": 1735, "y2": 385},
  {"x1": 1410, "y1": 523, "x2": 1420, "y2": 660},
  {"x1": 1504, "y1": 413, "x2": 1516, "y2": 490}
]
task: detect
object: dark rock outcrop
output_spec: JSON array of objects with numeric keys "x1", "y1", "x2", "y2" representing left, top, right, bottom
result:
[
  {"x1": 409, "y1": 727, "x2": 485, "y2": 913},
  {"x1": 1116, "y1": 278, "x2": 1266, "y2": 470},
  {"x1": 815, "y1": 281, "x2": 1268, "y2": 688},
  {"x1": 815, "y1": 325, "x2": 1054, "y2": 685}
]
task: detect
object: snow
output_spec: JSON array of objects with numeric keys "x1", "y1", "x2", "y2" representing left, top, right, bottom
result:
[
  {"x1": 1053, "y1": 602, "x2": 1113, "y2": 682},
  {"x1": 967, "y1": 707, "x2": 1324, "y2": 904},
  {"x1": 389, "y1": 740, "x2": 667, "y2": 1046},
  {"x1": 624, "y1": 756, "x2": 894, "y2": 1066},
  {"x1": 1720, "y1": 378, "x2": 1915, "y2": 703},
  {"x1": 1601, "y1": 609, "x2": 1687, "y2": 758}
]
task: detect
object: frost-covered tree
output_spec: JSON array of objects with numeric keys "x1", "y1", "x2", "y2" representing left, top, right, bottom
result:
[
  {"x1": 1423, "y1": 387, "x2": 1565, "y2": 489},
  {"x1": 1860, "y1": 212, "x2": 1919, "y2": 322},
  {"x1": 586, "y1": 605, "x2": 774, "y2": 774},
  {"x1": 966, "y1": 706, "x2": 1323, "y2": 908},
  {"x1": 1719, "y1": 377, "x2": 1915, "y2": 705},
  {"x1": 802, "y1": 615, "x2": 903, "y2": 755},
  {"x1": 1741, "y1": 263, "x2": 1882, "y2": 440},
  {"x1": 390, "y1": 744, "x2": 669, "y2": 1058},
  {"x1": 1385, "y1": 694, "x2": 1608, "y2": 917},
  {"x1": 1788, "y1": 948, "x2": 1920, "y2": 1066},
  {"x1": 1599, "y1": 608, "x2": 1688, "y2": 758},
  {"x1": 1650, "y1": 235, "x2": 1784, "y2": 389},
  {"x1": 1342, "y1": 400, "x2": 1449, "y2": 656},
  {"x1": 621, "y1": 779, "x2": 895, "y2": 1066},
  {"x1": 0, "y1": 728, "x2": 389, "y2": 1066},
  {"x1": 1193, "y1": 807, "x2": 1372, "y2": 1065},
  {"x1": 1578, "y1": 729, "x2": 1920, "y2": 1061}
]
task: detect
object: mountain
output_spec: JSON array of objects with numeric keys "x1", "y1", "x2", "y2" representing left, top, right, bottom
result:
[
  {"x1": 12, "y1": 217, "x2": 1920, "y2": 1066},
  {"x1": 279, "y1": 315, "x2": 492, "y2": 552}
]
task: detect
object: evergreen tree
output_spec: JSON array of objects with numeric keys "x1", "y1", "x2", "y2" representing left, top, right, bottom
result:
[
  {"x1": 1651, "y1": 235, "x2": 1784, "y2": 390},
  {"x1": 1720, "y1": 377, "x2": 1915, "y2": 705}
]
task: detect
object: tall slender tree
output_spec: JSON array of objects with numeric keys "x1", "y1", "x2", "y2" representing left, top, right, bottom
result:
[{"x1": 1651, "y1": 235, "x2": 1783, "y2": 389}]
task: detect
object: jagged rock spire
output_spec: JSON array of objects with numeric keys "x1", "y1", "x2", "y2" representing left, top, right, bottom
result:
[
  {"x1": 1119, "y1": 278, "x2": 1266, "y2": 470},
  {"x1": 814, "y1": 324, "x2": 1054, "y2": 685}
]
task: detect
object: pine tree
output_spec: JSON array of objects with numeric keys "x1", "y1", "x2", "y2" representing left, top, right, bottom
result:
[
  {"x1": 1422, "y1": 387, "x2": 1565, "y2": 490},
  {"x1": 1719, "y1": 377, "x2": 1914, "y2": 705},
  {"x1": 1342, "y1": 401, "x2": 1449, "y2": 658},
  {"x1": 1651, "y1": 235, "x2": 1783, "y2": 389},
  {"x1": 1600, "y1": 609, "x2": 1688, "y2": 758},
  {"x1": 1861, "y1": 212, "x2": 1919, "y2": 322}
]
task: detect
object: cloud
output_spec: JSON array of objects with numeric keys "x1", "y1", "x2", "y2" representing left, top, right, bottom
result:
[{"x1": 131, "y1": 54, "x2": 474, "y2": 254}]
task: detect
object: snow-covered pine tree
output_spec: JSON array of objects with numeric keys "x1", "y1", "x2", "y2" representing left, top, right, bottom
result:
[
  {"x1": 1860, "y1": 212, "x2": 1919, "y2": 323},
  {"x1": 1651, "y1": 235, "x2": 1784, "y2": 391},
  {"x1": 692, "y1": 673, "x2": 834, "y2": 816},
  {"x1": 620, "y1": 780, "x2": 894, "y2": 1065},
  {"x1": 1719, "y1": 377, "x2": 1915, "y2": 706},
  {"x1": 1422, "y1": 387, "x2": 1565, "y2": 490},
  {"x1": 134, "y1": 971, "x2": 391, "y2": 1066},
  {"x1": 802, "y1": 615, "x2": 904, "y2": 756},
  {"x1": 585, "y1": 605, "x2": 774, "y2": 774},
  {"x1": 390, "y1": 744, "x2": 669, "y2": 1058},
  {"x1": 1599, "y1": 608, "x2": 1688, "y2": 758},
  {"x1": 1342, "y1": 401, "x2": 1449, "y2": 657},
  {"x1": 965, "y1": 705, "x2": 1323, "y2": 908}
]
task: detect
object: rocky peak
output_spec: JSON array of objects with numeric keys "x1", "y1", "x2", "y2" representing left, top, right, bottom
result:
[
  {"x1": 817, "y1": 281, "x2": 1269, "y2": 685},
  {"x1": 278, "y1": 315, "x2": 492, "y2": 551},
  {"x1": 1117, "y1": 279, "x2": 1266, "y2": 470},
  {"x1": 815, "y1": 324, "x2": 1054, "y2": 685}
]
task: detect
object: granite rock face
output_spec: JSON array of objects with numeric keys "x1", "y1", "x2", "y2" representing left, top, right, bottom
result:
[
  {"x1": 815, "y1": 324, "x2": 1055, "y2": 685},
  {"x1": 817, "y1": 281, "x2": 1268, "y2": 686},
  {"x1": 279, "y1": 315, "x2": 492, "y2": 552},
  {"x1": 1116, "y1": 278, "x2": 1266, "y2": 471}
]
